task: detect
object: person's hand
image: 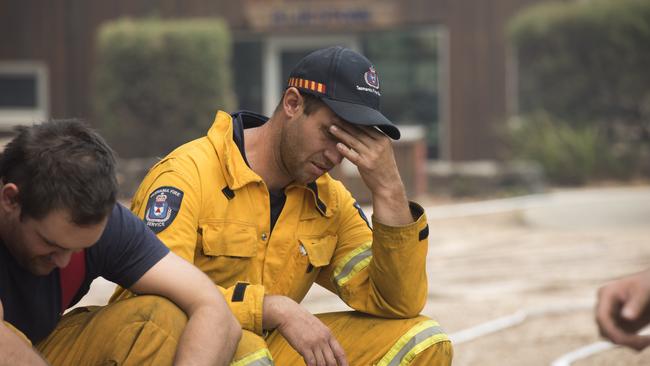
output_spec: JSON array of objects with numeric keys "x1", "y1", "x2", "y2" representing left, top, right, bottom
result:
[
  {"x1": 263, "y1": 295, "x2": 348, "y2": 366},
  {"x1": 596, "y1": 269, "x2": 650, "y2": 350},
  {"x1": 329, "y1": 124, "x2": 411, "y2": 226},
  {"x1": 329, "y1": 124, "x2": 401, "y2": 198}
]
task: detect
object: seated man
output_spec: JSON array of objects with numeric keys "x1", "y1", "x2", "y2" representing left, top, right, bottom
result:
[
  {"x1": 113, "y1": 47, "x2": 452, "y2": 365},
  {"x1": 0, "y1": 120, "x2": 241, "y2": 365}
]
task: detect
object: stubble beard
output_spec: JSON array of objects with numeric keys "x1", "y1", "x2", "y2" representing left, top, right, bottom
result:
[{"x1": 279, "y1": 118, "x2": 316, "y2": 185}]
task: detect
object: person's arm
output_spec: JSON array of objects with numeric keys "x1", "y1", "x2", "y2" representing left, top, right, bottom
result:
[
  {"x1": 316, "y1": 124, "x2": 428, "y2": 319},
  {"x1": 129, "y1": 251, "x2": 241, "y2": 366},
  {"x1": 329, "y1": 124, "x2": 412, "y2": 226},
  {"x1": 0, "y1": 300, "x2": 49, "y2": 366},
  {"x1": 596, "y1": 269, "x2": 650, "y2": 350}
]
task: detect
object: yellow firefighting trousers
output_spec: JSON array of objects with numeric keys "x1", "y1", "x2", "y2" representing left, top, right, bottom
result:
[
  {"x1": 34, "y1": 296, "x2": 187, "y2": 366},
  {"x1": 231, "y1": 312, "x2": 452, "y2": 366}
]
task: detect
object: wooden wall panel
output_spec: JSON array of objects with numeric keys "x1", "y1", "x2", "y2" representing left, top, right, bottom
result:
[{"x1": 0, "y1": 0, "x2": 548, "y2": 159}]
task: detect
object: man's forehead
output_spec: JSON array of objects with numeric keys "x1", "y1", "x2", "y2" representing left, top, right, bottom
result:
[
  {"x1": 317, "y1": 104, "x2": 381, "y2": 133},
  {"x1": 34, "y1": 210, "x2": 107, "y2": 250},
  {"x1": 317, "y1": 107, "x2": 347, "y2": 126}
]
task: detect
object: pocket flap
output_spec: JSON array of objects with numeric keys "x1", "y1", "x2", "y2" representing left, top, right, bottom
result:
[
  {"x1": 201, "y1": 222, "x2": 257, "y2": 257},
  {"x1": 298, "y1": 235, "x2": 338, "y2": 267}
]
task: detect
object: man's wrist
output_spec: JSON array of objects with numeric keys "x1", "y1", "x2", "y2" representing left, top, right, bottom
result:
[
  {"x1": 370, "y1": 180, "x2": 407, "y2": 201},
  {"x1": 262, "y1": 295, "x2": 287, "y2": 330}
]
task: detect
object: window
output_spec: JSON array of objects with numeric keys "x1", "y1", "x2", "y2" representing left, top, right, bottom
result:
[
  {"x1": 362, "y1": 27, "x2": 440, "y2": 157},
  {"x1": 0, "y1": 62, "x2": 49, "y2": 129}
]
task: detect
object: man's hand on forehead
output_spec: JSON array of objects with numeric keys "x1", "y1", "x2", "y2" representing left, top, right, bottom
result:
[
  {"x1": 329, "y1": 121, "x2": 412, "y2": 225},
  {"x1": 329, "y1": 123, "x2": 397, "y2": 182},
  {"x1": 329, "y1": 122, "x2": 383, "y2": 150}
]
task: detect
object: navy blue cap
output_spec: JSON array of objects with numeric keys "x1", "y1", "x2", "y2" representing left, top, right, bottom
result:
[{"x1": 287, "y1": 46, "x2": 400, "y2": 140}]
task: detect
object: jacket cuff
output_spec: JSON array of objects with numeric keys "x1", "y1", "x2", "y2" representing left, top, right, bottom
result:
[
  {"x1": 371, "y1": 201, "x2": 429, "y2": 250},
  {"x1": 224, "y1": 282, "x2": 265, "y2": 335}
]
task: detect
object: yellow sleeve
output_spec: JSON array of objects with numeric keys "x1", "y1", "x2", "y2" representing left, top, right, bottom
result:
[
  {"x1": 111, "y1": 157, "x2": 266, "y2": 335},
  {"x1": 130, "y1": 158, "x2": 201, "y2": 262},
  {"x1": 317, "y1": 187, "x2": 429, "y2": 318},
  {"x1": 218, "y1": 283, "x2": 265, "y2": 335}
]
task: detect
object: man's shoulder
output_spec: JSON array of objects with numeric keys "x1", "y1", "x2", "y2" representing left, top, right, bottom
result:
[
  {"x1": 317, "y1": 173, "x2": 351, "y2": 195},
  {"x1": 149, "y1": 136, "x2": 219, "y2": 178},
  {"x1": 91, "y1": 204, "x2": 148, "y2": 247}
]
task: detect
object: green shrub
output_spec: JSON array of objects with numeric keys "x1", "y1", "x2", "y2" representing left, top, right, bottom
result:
[
  {"x1": 509, "y1": 0, "x2": 650, "y2": 130},
  {"x1": 507, "y1": 112, "x2": 635, "y2": 185},
  {"x1": 507, "y1": 0, "x2": 650, "y2": 181},
  {"x1": 94, "y1": 18, "x2": 236, "y2": 158}
]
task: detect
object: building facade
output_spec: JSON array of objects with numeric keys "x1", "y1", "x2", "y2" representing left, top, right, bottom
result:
[{"x1": 0, "y1": 0, "x2": 544, "y2": 160}]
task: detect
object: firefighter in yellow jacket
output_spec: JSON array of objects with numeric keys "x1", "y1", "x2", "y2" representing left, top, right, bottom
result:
[{"x1": 113, "y1": 46, "x2": 452, "y2": 365}]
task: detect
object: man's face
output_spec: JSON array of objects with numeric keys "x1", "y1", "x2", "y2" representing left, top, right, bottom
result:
[
  {"x1": 3, "y1": 209, "x2": 107, "y2": 276},
  {"x1": 279, "y1": 105, "x2": 347, "y2": 185}
]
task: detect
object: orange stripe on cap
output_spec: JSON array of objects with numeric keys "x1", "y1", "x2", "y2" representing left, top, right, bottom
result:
[{"x1": 287, "y1": 77, "x2": 327, "y2": 95}]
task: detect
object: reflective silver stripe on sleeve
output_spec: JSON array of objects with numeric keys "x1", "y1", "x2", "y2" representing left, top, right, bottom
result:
[{"x1": 333, "y1": 245, "x2": 372, "y2": 287}]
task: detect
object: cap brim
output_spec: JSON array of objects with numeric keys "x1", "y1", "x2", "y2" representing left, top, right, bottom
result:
[{"x1": 322, "y1": 98, "x2": 401, "y2": 140}]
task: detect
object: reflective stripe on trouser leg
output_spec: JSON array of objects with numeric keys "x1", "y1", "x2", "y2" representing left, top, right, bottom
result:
[
  {"x1": 376, "y1": 319, "x2": 450, "y2": 366},
  {"x1": 266, "y1": 312, "x2": 452, "y2": 366},
  {"x1": 231, "y1": 349, "x2": 273, "y2": 366},
  {"x1": 230, "y1": 329, "x2": 274, "y2": 366}
]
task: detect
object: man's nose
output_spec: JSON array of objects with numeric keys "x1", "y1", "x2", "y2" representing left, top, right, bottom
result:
[
  {"x1": 51, "y1": 250, "x2": 73, "y2": 268},
  {"x1": 325, "y1": 145, "x2": 344, "y2": 166}
]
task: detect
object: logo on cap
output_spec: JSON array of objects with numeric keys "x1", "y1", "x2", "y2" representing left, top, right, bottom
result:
[{"x1": 364, "y1": 66, "x2": 379, "y2": 90}]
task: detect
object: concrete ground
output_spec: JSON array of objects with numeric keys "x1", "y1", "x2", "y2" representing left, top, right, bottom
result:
[{"x1": 76, "y1": 185, "x2": 650, "y2": 365}]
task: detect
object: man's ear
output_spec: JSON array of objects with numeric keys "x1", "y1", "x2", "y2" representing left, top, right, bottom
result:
[
  {"x1": 0, "y1": 183, "x2": 21, "y2": 214},
  {"x1": 282, "y1": 87, "x2": 304, "y2": 119}
]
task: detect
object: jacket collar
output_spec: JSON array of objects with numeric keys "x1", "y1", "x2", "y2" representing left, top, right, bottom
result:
[
  {"x1": 288, "y1": 176, "x2": 336, "y2": 218},
  {"x1": 207, "y1": 110, "x2": 263, "y2": 190},
  {"x1": 208, "y1": 110, "x2": 336, "y2": 217}
]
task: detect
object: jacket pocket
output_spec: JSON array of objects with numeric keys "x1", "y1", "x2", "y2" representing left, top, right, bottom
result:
[
  {"x1": 201, "y1": 221, "x2": 257, "y2": 258},
  {"x1": 298, "y1": 234, "x2": 338, "y2": 268},
  {"x1": 284, "y1": 234, "x2": 338, "y2": 301}
]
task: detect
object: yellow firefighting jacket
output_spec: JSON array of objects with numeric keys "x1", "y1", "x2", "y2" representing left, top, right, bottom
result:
[{"x1": 112, "y1": 111, "x2": 430, "y2": 336}]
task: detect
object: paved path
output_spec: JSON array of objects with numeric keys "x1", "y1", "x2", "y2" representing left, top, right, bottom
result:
[
  {"x1": 418, "y1": 186, "x2": 650, "y2": 365},
  {"x1": 76, "y1": 186, "x2": 650, "y2": 365}
]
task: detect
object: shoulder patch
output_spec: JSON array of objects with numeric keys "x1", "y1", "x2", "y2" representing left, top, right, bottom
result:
[
  {"x1": 144, "y1": 186, "x2": 184, "y2": 234},
  {"x1": 353, "y1": 201, "x2": 371, "y2": 229}
]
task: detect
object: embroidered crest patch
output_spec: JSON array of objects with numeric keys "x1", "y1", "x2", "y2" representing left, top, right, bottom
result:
[
  {"x1": 144, "y1": 186, "x2": 184, "y2": 233},
  {"x1": 364, "y1": 66, "x2": 380, "y2": 89}
]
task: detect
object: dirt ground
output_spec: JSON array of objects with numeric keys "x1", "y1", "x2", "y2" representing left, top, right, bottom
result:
[{"x1": 78, "y1": 186, "x2": 650, "y2": 365}]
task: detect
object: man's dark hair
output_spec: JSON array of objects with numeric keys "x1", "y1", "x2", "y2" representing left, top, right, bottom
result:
[
  {"x1": 275, "y1": 90, "x2": 327, "y2": 116},
  {"x1": 0, "y1": 119, "x2": 117, "y2": 225}
]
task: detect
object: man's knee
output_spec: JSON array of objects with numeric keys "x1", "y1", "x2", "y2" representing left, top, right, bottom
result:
[
  {"x1": 410, "y1": 339, "x2": 453, "y2": 366},
  {"x1": 37, "y1": 295, "x2": 189, "y2": 366},
  {"x1": 231, "y1": 330, "x2": 272, "y2": 366},
  {"x1": 110, "y1": 296, "x2": 189, "y2": 364},
  {"x1": 312, "y1": 312, "x2": 452, "y2": 366},
  {"x1": 374, "y1": 315, "x2": 452, "y2": 366},
  {"x1": 122, "y1": 295, "x2": 188, "y2": 335}
]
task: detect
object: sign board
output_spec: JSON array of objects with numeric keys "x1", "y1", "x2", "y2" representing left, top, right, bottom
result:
[{"x1": 244, "y1": 0, "x2": 401, "y2": 31}]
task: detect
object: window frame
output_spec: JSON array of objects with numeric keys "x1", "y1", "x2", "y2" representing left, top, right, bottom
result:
[{"x1": 0, "y1": 61, "x2": 49, "y2": 129}]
